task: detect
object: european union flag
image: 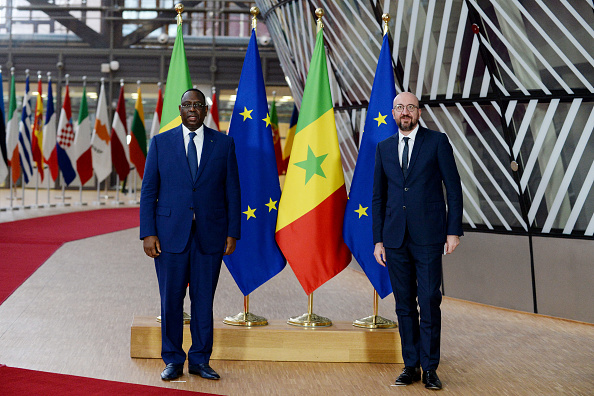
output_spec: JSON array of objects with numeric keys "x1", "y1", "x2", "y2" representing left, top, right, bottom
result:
[
  {"x1": 224, "y1": 29, "x2": 286, "y2": 296},
  {"x1": 343, "y1": 33, "x2": 397, "y2": 299}
]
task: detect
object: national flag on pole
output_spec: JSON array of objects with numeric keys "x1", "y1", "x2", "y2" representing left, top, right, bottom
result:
[
  {"x1": 111, "y1": 82, "x2": 130, "y2": 181},
  {"x1": 160, "y1": 23, "x2": 192, "y2": 133},
  {"x1": 7, "y1": 70, "x2": 21, "y2": 184},
  {"x1": 74, "y1": 84, "x2": 93, "y2": 185},
  {"x1": 204, "y1": 87, "x2": 220, "y2": 132},
  {"x1": 43, "y1": 75, "x2": 59, "y2": 182},
  {"x1": 275, "y1": 27, "x2": 351, "y2": 295},
  {"x1": 0, "y1": 68, "x2": 8, "y2": 182},
  {"x1": 224, "y1": 29, "x2": 286, "y2": 296},
  {"x1": 149, "y1": 83, "x2": 163, "y2": 139},
  {"x1": 282, "y1": 104, "x2": 298, "y2": 172},
  {"x1": 31, "y1": 74, "x2": 44, "y2": 182},
  {"x1": 18, "y1": 73, "x2": 35, "y2": 184},
  {"x1": 91, "y1": 79, "x2": 111, "y2": 183},
  {"x1": 56, "y1": 83, "x2": 77, "y2": 185},
  {"x1": 270, "y1": 98, "x2": 285, "y2": 175},
  {"x1": 343, "y1": 33, "x2": 396, "y2": 299},
  {"x1": 129, "y1": 84, "x2": 147, "y2": 178}
]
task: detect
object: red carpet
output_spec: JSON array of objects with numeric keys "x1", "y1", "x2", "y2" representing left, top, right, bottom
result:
[
  {"x1": 0, "y1": 208, "x2": 140, "y2": 305},
  {"x1": 0, "y1": 365, "x2": 219, "y2": 395}
]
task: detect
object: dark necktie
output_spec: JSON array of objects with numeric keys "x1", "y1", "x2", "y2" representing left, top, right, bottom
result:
[
  {"x1": 402, "y1": 136, "x2": 410, "y2": 177},
  {"x1": 187, "y1": 131, "x2": 198, "y2": 182}
]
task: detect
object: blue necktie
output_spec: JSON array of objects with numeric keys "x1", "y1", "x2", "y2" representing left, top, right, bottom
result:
[
  {"x1": 187, "y1": 132, "x2": 198, "y2": 182},
  {"x1": 402, "y1": 137, "x2": 409, "y2": 178}
]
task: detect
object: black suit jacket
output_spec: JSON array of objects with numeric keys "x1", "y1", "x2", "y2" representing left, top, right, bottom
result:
[{"x1": 372, "y1": 126, "x2": 463, "y2": 248}]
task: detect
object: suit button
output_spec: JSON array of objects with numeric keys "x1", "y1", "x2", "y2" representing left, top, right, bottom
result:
[
  {"x1": 404, "y1": 188, "x2": 409, "y2": 191},
  {"x1": 190, "y1": 207, "x2": 194, "y2": 210},
  {"x1": 192, "y1": 188, "x2": 196, "y2": 192},
  {"x1": 403, "y1": 206, "x2": 406, "y2": 210}
]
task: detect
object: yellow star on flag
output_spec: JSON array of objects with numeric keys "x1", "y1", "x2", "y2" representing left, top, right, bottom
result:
[
  {"x1": 374, "y1": 112, "x2": 387, "y2": 127},
  {"x1": 265, "y1": 198, "x2": 278, "y2": 212},
  {"x1": 240, "y1": 107, "x2": 253, "y2": 121},
  {"x1": 354, "y1": 204, "x2": 368, "y2": 218},
  {"x1": 243, "y1": 205, "x2": 256, "y2": 220},
  {"x1": 262, "y1": 113, "x2": 271, "y2": 127}
]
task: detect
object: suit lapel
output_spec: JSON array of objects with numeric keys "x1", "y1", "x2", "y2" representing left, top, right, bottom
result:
[
  {"x1": 195, "y1": 127, "x2": 217, "y2": 182},
  {"x1": 407, "y1": 127, "x2": 425, "y2": 177},
  {"x1": 385, "y1": 135, "x2": 404, "y2": 181}
]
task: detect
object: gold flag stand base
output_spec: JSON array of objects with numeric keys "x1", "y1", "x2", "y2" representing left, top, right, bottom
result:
[
  {"x1": 156, "y1": 311, "x2": 191, "y2": 325},
  {"x1": 223, "y1": 295, "x2": 268, "y2": 326},
  {"x1": 223, "y1": 311, "x2": 268, "y2": 326},
  {"x1": 353, "y1": 290, "x2": 397, "y2": 329},
  {"x1": 287, "y1": 292, "x2": 332, "y2": 327},
  {"x1": 352, "y1": 315, "x2": 396, "y2": 329},
  {"x1": 287, "y1": 312, "x2": 332, "y2": 327}
]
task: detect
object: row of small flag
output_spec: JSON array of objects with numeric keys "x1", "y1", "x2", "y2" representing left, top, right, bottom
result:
[{"x1": 0, "y1": 71, "x2": 155, "y2": 188}]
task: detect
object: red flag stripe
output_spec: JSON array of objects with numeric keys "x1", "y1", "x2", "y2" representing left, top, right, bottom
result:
[{"x1": 275, "y1": 186, "x2": 351, "y2": 295}]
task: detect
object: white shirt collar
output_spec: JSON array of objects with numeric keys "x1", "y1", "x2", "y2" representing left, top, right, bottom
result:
[{"x1": 182, "y1": 124, "x2": 204, "y2": 139}]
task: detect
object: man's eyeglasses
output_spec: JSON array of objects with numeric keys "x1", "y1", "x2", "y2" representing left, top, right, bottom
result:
[
  {"x1": 393, "y1": 104, "x2": 419, "y2": 112},
  {"x1": 181, "y1": 103, "x2": 207, "y2": 110}
]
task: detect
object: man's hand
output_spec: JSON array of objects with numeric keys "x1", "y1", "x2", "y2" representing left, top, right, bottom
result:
[
  {"x1": 143, "y1": 235, "x2": 161, "y2": 258},
  {"x1": 374, "y1": 242, "x2": 386, "y2": 267},
  {"x1": 224, "y1": 237, "x2": 237, "y2": 256},
  {"x1": 444, "y1": 235, "x2": 460, "y2": 254}
]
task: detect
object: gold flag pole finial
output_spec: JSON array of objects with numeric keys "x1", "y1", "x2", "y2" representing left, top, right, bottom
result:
[
  {"x1": 250, "y1": 6, "x2": 259, "y2": 33},
  {"x1": 315, "y1": 8, "x2": 324, "y2": 32},
  {"x1": 382, "y1": 13, "x2": 390, "y2": 35},
  {"x1": 175, "y1": 3, "x2": 184, "y2": 25}
]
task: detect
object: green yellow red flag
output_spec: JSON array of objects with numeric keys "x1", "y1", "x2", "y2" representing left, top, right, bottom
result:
[{"x1": 275, "y1": 28, "x2": 351, "y2": 295}]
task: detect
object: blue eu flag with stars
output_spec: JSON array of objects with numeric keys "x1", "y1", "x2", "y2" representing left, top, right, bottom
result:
[
  {"x1": 343, "y1": 33, "x2": 397, "y2": 299},
  {"x1": 224, "y1": 29, "x2": 286, "y2": 296}
]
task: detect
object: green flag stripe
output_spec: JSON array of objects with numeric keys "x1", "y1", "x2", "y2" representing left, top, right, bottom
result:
[
  {"x1": 8, "y1": 74, "x2": 16, "y2": 121},
  {"x1": 77, "y1": 86, "x2": 88, "y2": 123},
  {"x1": 131, "y1": 108, "x2": 147, "y2": 156},
  {"x1": 160, "y1": 24, "x2": 192, "y2": 132},
  {"x1": 295, "y1": 30, "x2": 332, "y2": 135}
]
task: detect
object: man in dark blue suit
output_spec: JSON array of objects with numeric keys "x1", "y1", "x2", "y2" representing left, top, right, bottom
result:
[
  {"x1": 140, "y1": 89, "x2": 241, "y2": 381},
  {"x1": 372, "y1": 92, "x2": 463, "y2": 390}
]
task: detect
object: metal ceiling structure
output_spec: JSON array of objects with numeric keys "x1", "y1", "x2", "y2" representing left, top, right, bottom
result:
[{"x1": 256, "y1": 0, "x2": 594, "y2": 239}]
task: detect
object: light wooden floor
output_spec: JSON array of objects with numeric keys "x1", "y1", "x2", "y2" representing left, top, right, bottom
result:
[{"x1": 0, "y1": 193, "x2": 593, "y2": 395}]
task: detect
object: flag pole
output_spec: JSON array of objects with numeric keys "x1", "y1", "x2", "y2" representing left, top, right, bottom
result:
[
  {"x1": 285, "y1": 8, "x2": 334, "y2": 328},
  {"x1": 353, "y1": 290, "x2": 397, "y2": 329},
  {"x1": 32, "y1": 70, "x2": 42, "y2": 208},
  {"x1": 221, "y1": 7, "x2": 270, "y2": 328},
  {"x1": 288, "y1": 291, "x2": 332, "y2": 327}
]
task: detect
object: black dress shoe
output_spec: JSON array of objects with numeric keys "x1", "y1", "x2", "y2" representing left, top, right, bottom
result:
[
  {"x1": 422, "y1": 369, "x2": 443, "y2": 390},
  {"x1": 189, "y1": 363, "x2": 220, "y2": 380},
  {"x1": 161, "y1": 363, "x2": 184, "y2": 381},
  {"x1": 394, "y1": 366, "x2": 421, "y2": 386}
]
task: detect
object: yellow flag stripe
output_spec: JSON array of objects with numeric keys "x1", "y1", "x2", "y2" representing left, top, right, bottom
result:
[
  {"x1": 161, "y1": 116, "x2": 182, "y2": 133},
  {"x1": 276, "y1": 108, "x2": 345, "y2": 230}
]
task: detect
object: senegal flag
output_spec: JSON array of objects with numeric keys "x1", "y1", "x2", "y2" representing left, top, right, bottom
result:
[
  {"x1": 275, "y1": 28, "x2": 351, "y2": 295},
  {"x1": 160, "y1": 23, "x2": 192, "y2": 133}
]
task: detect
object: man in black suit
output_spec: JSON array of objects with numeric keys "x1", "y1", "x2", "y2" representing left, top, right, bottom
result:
[
  {"x1": 140, "y1": 89, "x2": 241, "y2": 381},
  {"x1": 372, "y1": 92, "x2": 463, "y2": 390}
]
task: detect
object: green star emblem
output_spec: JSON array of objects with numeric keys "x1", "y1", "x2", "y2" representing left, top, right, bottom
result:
[{"x1": 294, "y1": 146, "x2": 328, "y2": 185}]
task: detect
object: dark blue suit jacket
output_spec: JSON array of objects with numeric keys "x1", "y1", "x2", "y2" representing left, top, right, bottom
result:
[
  {"x1": 140, "y1": 125, "x2": 241, "y2": 255},
  {"x1": 372, "y1": 127, "x2": 463, "y2": 248}
]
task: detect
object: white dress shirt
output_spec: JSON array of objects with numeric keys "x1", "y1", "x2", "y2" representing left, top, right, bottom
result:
[
  {"x1": 182, "y1": 124, "x2": 204, "y2": 168},
  {"x1": 398, "y1": 125, "x2": 419, "y2": 168}
]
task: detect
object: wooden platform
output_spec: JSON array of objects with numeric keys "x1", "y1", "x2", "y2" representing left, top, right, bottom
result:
[{"x1": 131, "y1": 316, "x2": 402, "y2": 363}]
